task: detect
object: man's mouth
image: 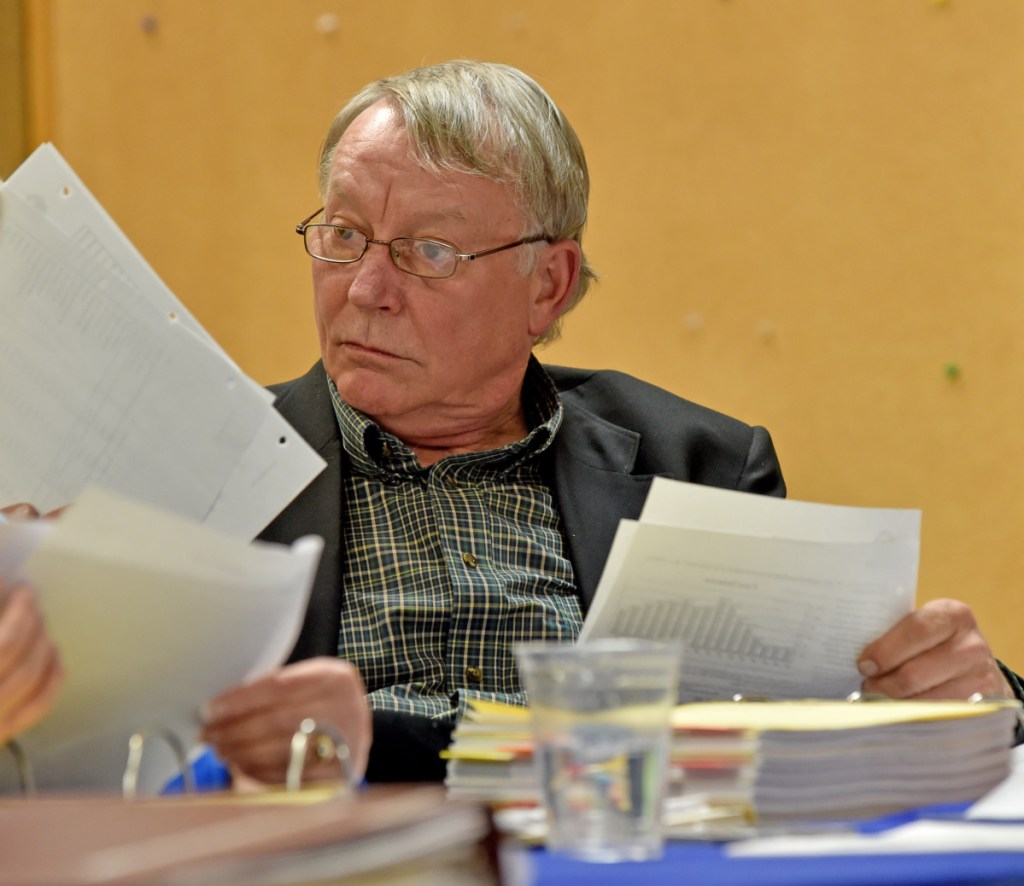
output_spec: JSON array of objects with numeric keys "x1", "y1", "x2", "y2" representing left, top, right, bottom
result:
[{"x1": 341, "y1": 340, "x2": 404, "y2": 361}]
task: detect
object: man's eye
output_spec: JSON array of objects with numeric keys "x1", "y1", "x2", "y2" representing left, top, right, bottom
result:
[
  {"x1": 417, "y1": 241, "x2": 450, "y2": 263},
  {"x1": 334, "y1": 227, "x2": 359, "y2": 242}
]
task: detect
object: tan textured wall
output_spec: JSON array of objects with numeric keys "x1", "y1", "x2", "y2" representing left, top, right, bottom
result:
[
  {"x1": 20, "y1": 0, "x2": 1024, "y2": 671},
  {"x1": 0, "y1": 0, "x2": 26, "y2": 178}
]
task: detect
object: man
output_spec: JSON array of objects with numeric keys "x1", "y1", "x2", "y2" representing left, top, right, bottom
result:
[{"x1": 201, "y1": 60, "x2": 1021, "y2": 784}]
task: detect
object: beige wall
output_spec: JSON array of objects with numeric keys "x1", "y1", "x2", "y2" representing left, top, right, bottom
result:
[
  {"x1": 16, "y1": 0, "x2": 1024, "y2": 671},
  {"x1": 0, "y1": 0, "x2": 26, "y2": 178}
]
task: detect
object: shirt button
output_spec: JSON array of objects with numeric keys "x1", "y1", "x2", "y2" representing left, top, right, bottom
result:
[
  {"x1": 466, "y1": 666, "x2": 484, "y2": 684},
  {"x1": 461, "y1": 552, "x2": 478, "y2": 567}
]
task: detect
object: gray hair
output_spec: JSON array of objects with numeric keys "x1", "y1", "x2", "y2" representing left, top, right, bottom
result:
[{"x1": 318, "y1": 60, "x2": 596, "y2": 343}]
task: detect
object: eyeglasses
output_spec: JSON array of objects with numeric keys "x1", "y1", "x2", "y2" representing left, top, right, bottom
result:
[{"x1": 296, "y1": 207, "x2": 551, "y2": 279}]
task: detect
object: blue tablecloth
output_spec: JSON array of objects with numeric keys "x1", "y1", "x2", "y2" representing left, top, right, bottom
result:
[
  {"x1": 528, "y1": 842, "x2": 1024, "y2": 885},
  {"x1": 526, "y1": 805, "x2": 1024, "y2": 885}
]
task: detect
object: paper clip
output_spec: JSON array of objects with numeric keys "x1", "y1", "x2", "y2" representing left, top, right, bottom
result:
[
  {"x1": 286, "y1": 717, "x2": 354, "y2": 793},
  {"x1": 122, "y1": 726, "x2": 194, "y2": 799},
  {"x1": 3, "y1": 739, "x2": 35, "y2": 797}
]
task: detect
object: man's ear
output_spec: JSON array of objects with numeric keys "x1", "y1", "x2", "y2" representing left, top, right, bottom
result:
[{"x1": 528, "y1": 239, "x2": 582, "y2": 339}]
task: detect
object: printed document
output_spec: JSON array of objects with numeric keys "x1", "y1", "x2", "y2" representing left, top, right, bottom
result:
[
  {"x1": 0, "y1": 145, "x2": 324, "y2": 538},
  {"x1": 579, "y1": 478, "x2": 920, "y2": 701}
]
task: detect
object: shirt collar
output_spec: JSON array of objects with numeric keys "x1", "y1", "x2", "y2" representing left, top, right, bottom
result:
[{"x1": 326, "y1": 356, "x2": 562, "y2": 478}]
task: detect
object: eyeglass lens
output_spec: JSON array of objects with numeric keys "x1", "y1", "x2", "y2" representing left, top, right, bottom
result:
[{"x1": 304, "y1": 225, "x2": 458, "y2": 278}]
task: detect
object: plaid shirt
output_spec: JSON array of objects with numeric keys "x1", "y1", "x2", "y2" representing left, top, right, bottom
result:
[{"x1": 329, "y1": 359, "x2": 583, "y2": 723}]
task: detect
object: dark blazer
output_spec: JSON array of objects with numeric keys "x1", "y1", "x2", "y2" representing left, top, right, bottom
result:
[{"x1": 259, "y1": 360, "x2": 786, "y2": 780}]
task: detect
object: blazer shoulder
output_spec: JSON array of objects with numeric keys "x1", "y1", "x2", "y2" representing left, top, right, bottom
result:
[
  {"x1": 544, "y1": 363, "x2": 785, "y2": 496},
  {"x1": 546, "y1": 364, "x2": 749, "y2": 433},
  {"x1": 268, "y1": 360, "x2": 328, "y2": 406}
]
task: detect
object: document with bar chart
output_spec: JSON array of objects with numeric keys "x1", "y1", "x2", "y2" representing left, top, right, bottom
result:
[{"x1": 578, "y1": 478, "x2": 920, "y2": 702}]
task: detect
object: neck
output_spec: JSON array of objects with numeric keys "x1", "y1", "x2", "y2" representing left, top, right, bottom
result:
[{"x1": 396, "y1": 406, "x2": 530, "y2": 467}]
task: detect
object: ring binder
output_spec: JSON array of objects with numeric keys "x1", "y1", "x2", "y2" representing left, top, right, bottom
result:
[
  {"x1": 3, "y1": 740, "x2": 35, "y2": 797},
  {"x1": 122, "y1": 726, "x2": 195, "y2": 799},
  {"x1": 286, "y1": 718, "x2": 355, "y2": 792}
]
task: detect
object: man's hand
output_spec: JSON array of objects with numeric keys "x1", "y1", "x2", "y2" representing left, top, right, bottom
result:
[
  {"x1": 858, "y1": 599, "x2": 1012, "y2": 700},
  {"x1": 200, "y1": 658, "x2": 372, "y2": 785},
  {"x1": 0, "y1": 583, "x2": 64, "y2": 743}
]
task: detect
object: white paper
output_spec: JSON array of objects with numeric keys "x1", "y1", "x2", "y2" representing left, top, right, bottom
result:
[
  {"x1": 6, "y1": 144, "x2": 222, "y2": 358},
  {"x1": 0, "y1": 519, "x2": 49, "y2": 580},
  {"x1": 0, "y1": 487, "x2": 322, "y2": 793},
  {"x1": 728, "y1": 819, "x2": 1024, "y2": 856},
  {"x1": 640, "y1": 477, "x2": 921, "y2": 543},
  {"x1": 967, "y1": 745, "x2": 1024, "y2": 821},
  {"x1": 0, "y1": 188, "x2": 267, "y2": 515},
  {"x1": 580, "y1": 479, "x2": 920, "y2": 702},
  {"x1": 0, "y1": 145, "x2": 324, "y2": 537},
  {"x1": 204, "y1": 406, "x2": 327, "y2": 538}
]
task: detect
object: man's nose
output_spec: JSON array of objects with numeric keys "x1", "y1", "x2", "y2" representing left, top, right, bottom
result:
[{"x1": 346, "y1": 242, "x2": 404, "y2": 310}]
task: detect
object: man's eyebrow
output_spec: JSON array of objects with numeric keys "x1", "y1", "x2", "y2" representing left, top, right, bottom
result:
[
  {"x1": 324, "y1": 188, "x2": 469, "y2": 227},
  {"x1": 414, "y1": 205, "x2": 469, "y2": 224}
]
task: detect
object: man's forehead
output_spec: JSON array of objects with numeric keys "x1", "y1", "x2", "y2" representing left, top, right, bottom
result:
[
  {"x1": 325, "y1": 177, "x2": 471, "y2": 226},
  {"x1": 326, "y1": 159, "x2": 517, "y2": 224}
]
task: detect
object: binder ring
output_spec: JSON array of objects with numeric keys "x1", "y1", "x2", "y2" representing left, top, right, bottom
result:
[
  {"x1": 969, "y1": 691, "x2": 1024, "y2": 734},
  {"x1": 122, "y1": 726, "x2": 195, "y2": 799},
  {"x1": 286, "y1": 717, "x2": 354, "y2": 792},
  {"x1": 846, "y1": 691, "x2": 893, "y2": 702},
  {"x1": 4, "y1": 739, "x2": 36, "y2": 797}
]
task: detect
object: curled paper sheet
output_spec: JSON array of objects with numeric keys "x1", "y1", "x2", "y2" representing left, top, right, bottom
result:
[
  {"x1": 0, "y1": 144, "x2": 325, "y2": 539},
  {"x1": 0, "y1": 487, "x2": 323, "y2": 793}
]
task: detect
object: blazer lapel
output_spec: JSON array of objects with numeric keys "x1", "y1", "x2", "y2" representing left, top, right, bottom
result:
[
  {"x1": 262, "y1": 362, "x2": 347, "y2": 661},
  {"x1": 550, "y1": 397, "x2": 653, "y2": 610}
]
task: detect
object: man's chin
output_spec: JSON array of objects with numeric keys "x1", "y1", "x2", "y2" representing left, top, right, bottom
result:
[{"x1": 330, "y1": 369, "x2": 410, "y2": 419}]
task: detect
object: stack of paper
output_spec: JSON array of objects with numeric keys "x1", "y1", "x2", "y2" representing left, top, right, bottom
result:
[
  {"x1": 445, "y1": 698, "x2": 1020, "y2": 827},
  {"x1": 580, "y1": 478, "x2": 922, "y2": 703},
  {"x1": 443, "y1": 700, "x2": 536, "y2": 804},
  {"x1": 672, "y1": 699, "x2": 1020, "y2": 823},
  {"x1": 0, "y1": 144, "x2": 324, "y2": 539}
]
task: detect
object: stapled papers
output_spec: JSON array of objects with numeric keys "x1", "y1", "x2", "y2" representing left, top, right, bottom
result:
[{"x1": 0, "y1": 144, "x2": 325, "y2": 539}]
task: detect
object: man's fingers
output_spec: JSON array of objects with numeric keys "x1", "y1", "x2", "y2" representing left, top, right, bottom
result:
[
  {"x1": 859, "y1": 599, "x2": 1010, "y2": 701},
  {"x1": 0, "y1": 503, "x2": 41, "y2": 520},
  {"x1": 202, "y1": 658, "x2": 370, "y2": 785},
  {"x1": 207, "y1": 730, "x2": 345, "y2": 785},
  {"x1": 204, "y1": 658, "x2": 365, "y2": 726},
  {"x1": 858, "y1": 599, "x2": 972, "y2": 679},
  {"x1": 202, "y1": 700, "x2": 328, "y2": 749},
  {"x1": 0, "y1": 651, "x2": 64, "y2": 740},
  {"x1": 0, "y1": 588, "x2": 45, "y2": 680}
]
